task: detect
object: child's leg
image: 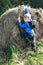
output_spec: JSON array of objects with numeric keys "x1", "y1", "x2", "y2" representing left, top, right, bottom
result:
[{"x1": 30, "y1": 33, "x2": 36, "y2": 51}]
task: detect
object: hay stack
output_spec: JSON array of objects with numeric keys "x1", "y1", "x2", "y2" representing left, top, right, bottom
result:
[{"x1": 0, "y1": 5, "x2": 43, "y2": 50}]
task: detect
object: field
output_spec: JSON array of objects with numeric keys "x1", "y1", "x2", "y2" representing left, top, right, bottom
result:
[{"x1": 0, "y1": 39, "x2": 43, "y2": 65}]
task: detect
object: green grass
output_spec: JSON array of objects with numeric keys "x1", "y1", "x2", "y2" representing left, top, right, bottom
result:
[
  {"x1": 24, "y1": 39, "x2": 43, "y2": 65},
  {"x1": 0, "y1": 43, "x2": 19, "y2": 65},
  {"x1": 0, "y1": 39, "x2": 43, "y2": 65}
]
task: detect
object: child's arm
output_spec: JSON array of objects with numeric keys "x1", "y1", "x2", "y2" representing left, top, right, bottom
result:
[
  {"x1": 17, "y1": 15, "x2": 25, "y2": 28},
  {"x1": 17, "y1": 14, "x2": 21, "y2": 22},
  {"x1": 17, "y1": 8, "x2": 21, "y2": 22}
]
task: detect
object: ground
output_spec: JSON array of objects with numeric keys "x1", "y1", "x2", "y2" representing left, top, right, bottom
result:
[{"x1": 0, "y1": 39, "x2": 43, "y2": 65}]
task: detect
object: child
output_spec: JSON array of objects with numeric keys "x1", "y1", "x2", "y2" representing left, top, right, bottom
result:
[{"x1": 17, "y1": 8, "x2": 36, "y2": 51}]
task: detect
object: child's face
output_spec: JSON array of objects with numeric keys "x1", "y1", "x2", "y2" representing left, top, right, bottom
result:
[{"x1": 24, "y1": 15, "x2": 30, "y2": 22}]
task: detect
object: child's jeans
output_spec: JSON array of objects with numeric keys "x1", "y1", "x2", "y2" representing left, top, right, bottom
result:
[{"x1": 20, "y1": 32, "x2": 36, "y2": 46}]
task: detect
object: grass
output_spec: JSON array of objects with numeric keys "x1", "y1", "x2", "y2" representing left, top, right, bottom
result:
[
  {"x1": 0, "y1": 43, "x2": 19, "y2": 65},
  {"x1": 24, "y1": 39, "x2": 43, "y2": 65},
  {"x1": 0, "y1": 39, "x2": 43, "y2": 65}
]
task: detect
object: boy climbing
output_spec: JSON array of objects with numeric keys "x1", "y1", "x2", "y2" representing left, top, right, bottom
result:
[{"x1": 17, "y1": 8, "x2": 36, "y2": 51}]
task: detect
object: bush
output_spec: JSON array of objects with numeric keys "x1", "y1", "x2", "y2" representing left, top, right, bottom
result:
[{"x1": 0, "y1": 0, "x2": 43, "y2": 15}]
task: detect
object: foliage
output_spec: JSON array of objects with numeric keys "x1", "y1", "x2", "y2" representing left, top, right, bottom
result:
[
  {"x1": 24, "y1": 40, "x2": 43, "y2": 65},
  {"x1": 0, "y1": 43, "x2": 18, "y2": 65},
  {"x1": 0, "y1": 0, "x2": 43, "y2": 15},
  {"x1": 0, "y1": 40, "x2": 43, "y2": 65}
]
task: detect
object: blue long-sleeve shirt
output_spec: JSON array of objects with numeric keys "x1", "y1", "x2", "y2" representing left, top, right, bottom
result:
[{"x1": 18, "y1": 20, "x2": 34, "y2": 35}]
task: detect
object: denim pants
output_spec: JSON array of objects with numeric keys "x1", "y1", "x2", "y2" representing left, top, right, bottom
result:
[{"x1": 20, "y1": 32, "x2": 36, "y2": 44}]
